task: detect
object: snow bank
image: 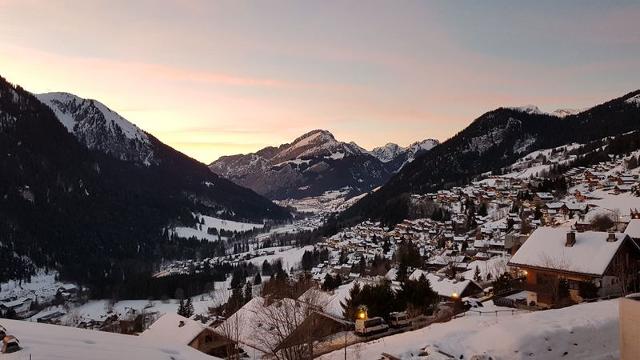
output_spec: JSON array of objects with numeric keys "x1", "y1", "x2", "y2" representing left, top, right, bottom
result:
[{"x1": 320, "y1": 299, "x2": 619, "y2": 360}]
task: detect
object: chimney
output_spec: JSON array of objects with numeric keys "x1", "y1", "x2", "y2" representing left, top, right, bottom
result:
[
  {"x1": 607, "y1": 231, "x2": 617, "y2": 242},
  {"x1": 565, "y1": 231, "x2": 576, "y2": 247}
]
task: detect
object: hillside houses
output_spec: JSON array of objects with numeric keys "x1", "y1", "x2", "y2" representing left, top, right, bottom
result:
[{"x1": 0, "y1": 297, "x2": 32, "y2": 319}]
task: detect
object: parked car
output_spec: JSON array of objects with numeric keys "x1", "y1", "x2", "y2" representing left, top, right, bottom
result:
[
  {"x1": 389, "y1": 311, "x2": 411, "y2": 328},
  {"x1": 355, "y1": 316, "x2": 389, "y2": 336}
]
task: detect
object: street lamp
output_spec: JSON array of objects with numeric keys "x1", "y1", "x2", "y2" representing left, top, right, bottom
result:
[{"x1": 356, "y1": 306, "x2": 368, "y2": 320}]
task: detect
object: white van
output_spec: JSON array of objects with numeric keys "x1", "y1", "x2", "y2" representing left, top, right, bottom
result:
[
  {"x1": 389, "y1": 311, "x2": 411, "y2": 328},
  {"x1": 355, "y1": 316, "x2": 389, "y2": 336}
]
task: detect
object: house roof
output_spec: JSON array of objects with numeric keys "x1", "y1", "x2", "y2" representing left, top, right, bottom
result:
[
  {"x1": 625, "y1": 219, "x2": 640, "y2": 239},
  {"x1": 214, "y1": 296, "x2": 308, "y2": 354},
  {"x1": 141, "y1": 313, "x2": 205, "y2": 345},
  {"x1": 0, "y1": 318, "x2": 219, "y2": 360},
  {"x1": 409, "y1": 270, "x2": 478, "y2": 298},
  {"x1": 509, "y1": 227, "x2": 628, "y2": 276}
]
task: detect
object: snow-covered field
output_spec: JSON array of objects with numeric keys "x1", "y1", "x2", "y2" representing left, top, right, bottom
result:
[
  {"x1": 246, "y1": 245, "x2": 315, "y2": 270},
  {"x1": 0, "y1": 270, "x2": 75, "y2": 304},
  {"x1": 320, "y1": 300, "x2": 619, "y2": 360},
  {"x1": 172, "y1": 213, "x2": 264, "y2": 241}
]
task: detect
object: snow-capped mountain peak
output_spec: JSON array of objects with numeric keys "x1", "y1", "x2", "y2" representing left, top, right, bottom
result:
[
  {"x1": 551, "y1": 108, "x2": 583, "y2": 118},
  {"x1": 509, "y1": 105, "x2": 543, "y2": 115},
  {"x1": 408, "y1": 138, "x2": 439, "y2": 154},
  {"x1": 271, "y1": 129, "x2": 365, "y2": 163},
  {"x1": 370, "y1": 138, "x2": 439, "y2": 167},
  {"x1": 371, "y1": 143, "x2": 405, "y2": 163},
  {"x1": 36, "y1": 92, "x2": 156, "y2": 165},
  {"x1": 625, "y1": 93, "x2": 640, "y2": 106}
]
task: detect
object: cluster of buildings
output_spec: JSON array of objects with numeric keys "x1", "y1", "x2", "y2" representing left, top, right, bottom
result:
[{"x1": 0, "y1": 284, "x2": 80, "y2": 320}]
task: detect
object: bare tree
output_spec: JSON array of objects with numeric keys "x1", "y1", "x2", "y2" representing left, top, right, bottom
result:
[
  {"x1": 250, "y1": 289, "x2": 328, "y2": 360},
  {"x1": 217, "y1": 308, "x2": 243, "y2": 360},
  {"x1": 251, "y1": 298, "x2": 308, "y2": 360},
  {"x1": 591, "y1": 214, "x2": 614, "y2": 231}
]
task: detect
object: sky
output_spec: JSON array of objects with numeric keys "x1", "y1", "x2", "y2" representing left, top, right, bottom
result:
[{"x1": 1, "y1": 0, "x2": 639, "y2": 163}]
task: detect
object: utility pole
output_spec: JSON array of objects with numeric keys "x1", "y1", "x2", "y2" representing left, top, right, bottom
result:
[{"x1": 344, "y1": 323, "x2": 348, "y2": 360}]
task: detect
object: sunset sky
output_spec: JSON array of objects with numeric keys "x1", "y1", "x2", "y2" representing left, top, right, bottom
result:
[{"x1": 1, "y1": 0, "x2": 639, "y2": 163}]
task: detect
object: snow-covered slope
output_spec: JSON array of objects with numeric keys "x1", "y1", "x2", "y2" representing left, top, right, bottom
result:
[
  {"x1": 320, "y1": 299, "x2": 619, "y2": 360},
  {"x1": 502, "y1": 142, "x2": 583, "y2": 179},
  {"x1": 626, "y1": 93, "x2": 640, "y2": 106},
  {"x1": 37, "y1": 92, "x2": 156, "y2": 165}
]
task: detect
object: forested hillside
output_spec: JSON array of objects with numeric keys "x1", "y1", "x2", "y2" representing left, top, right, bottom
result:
[
  {"x1": 338, "y1": 90, "x2": 640, "y2": 227},
  {"x1": 0, "y1": 76, "x2": 289, "y2": 294}
]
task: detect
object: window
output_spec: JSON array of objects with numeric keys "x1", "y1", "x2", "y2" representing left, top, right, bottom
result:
[{"x1": 568, "y1": 279, "x2": 580, "y2": 290}]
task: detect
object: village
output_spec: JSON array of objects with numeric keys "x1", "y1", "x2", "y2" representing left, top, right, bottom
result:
[{"x1": 2, "y1": 145, "x2": 640, "y2": 359}]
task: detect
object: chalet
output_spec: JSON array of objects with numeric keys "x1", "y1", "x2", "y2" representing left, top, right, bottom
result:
[
  {"x1": 625, "y1": 219, "x2": 640, "y2": 247},
  {"x1": 142, "y1": 313, "x2": 234, "y2": 357},
  {"x1": 565, "y1": 202, "x2": 589, "y2": 216},
  {"x1": 508, "y1": 227, "x2": 640, "y2": 307},
  {"x1": 273, "y1": 311, "x2": 352, "y2": 354},
  {"x1": 535, "y1": 192, "x2": 554, "y2": 203},
  {"x1": 36, "y1": 310, "x2": 66, "y2": 324},
  {"x1": 0, "y1": 298, "x2": 32, "y2": 318},
  {"x1": 409, "y1": 270, "x2": 482, "y2": 300},
  {"x1": 544, "y1": 202, "x2": 568, "y2": 216}
]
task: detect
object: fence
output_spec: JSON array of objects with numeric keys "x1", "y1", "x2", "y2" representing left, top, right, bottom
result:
[{"x1": 454, "y1": 308, "x2": 529, "y2": 319}]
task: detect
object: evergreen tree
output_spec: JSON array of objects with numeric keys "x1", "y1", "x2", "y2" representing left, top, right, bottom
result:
[
  {"x1": 254, "y1": 272, "x2": 262, "y2": 285},
  {"x1": 261, "y1": 260, "x2": 272, "y2": 276},
  {"x1": 492, "y1": 273, "x2": 513, "y2": 294},
  {"x1": 301, "y1": 250, "x2": 314, "y2": 271},
  {"x1": 478, "y1": 202, "x2": 488, "y2": 217},
  {"x1": 184, "y1": 298, "x2": 194, "y2": 318},
  {"x1": 177, "y1": 298, "x2": 186, "y2": 317},
  {"x1": 230, "y1": 268, "x2": 245, "y2": 289},
  {"x1": 396, "y1": 274, "x2": 438, "y2": 316},
  {"x1": 358, "y1": 257, "x2": 367, "y2": 275},
  {"x1": 244, "y1": 282, "x2": 253, "y2": 302}
]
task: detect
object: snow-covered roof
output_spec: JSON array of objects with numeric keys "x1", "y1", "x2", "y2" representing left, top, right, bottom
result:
[
  {"x1": 141, "y1": 313, "x2": 204, "y2": 345},
  {"x1": 625, "y1": 219, "x2": 640, "y2": 239},
  {"x1": 509, "y1": 227, "x2": 628, "y2": 276},
  {"x1": 0, "y1": 318, "x2": 219, "y2": 360},
  {"x1": 214, "y1": 296, "x2": 308, "y2": 354},
  {"x1": 409, "y1": 270, "x2": 476, "y2": 298}
]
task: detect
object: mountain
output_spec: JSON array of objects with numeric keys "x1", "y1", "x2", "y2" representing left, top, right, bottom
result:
[
  {"x1": 209, "y1": 130, "x2": 390, "y2": 199},
  {"x1": 0, "y1": 76, "x2": 289, "y2": 291},
  {"x1": 209, "y1": 130, "x2": 438, "y2": 200},
  {"x1": 34, "y1": 91, "x2": 288, "y2": 222},
  {"x1": 371, "y1": 139, "x2": 440, "y2": 171},
  {"x1": 36, "y1": 92, "x2": 156, "y2": 165},
  {"x1": 370, "y1": 143, "x2": 405, "y2": 163},
  {"x1": 337, "y1": 90, "x2": 640, "y2": 226}
]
